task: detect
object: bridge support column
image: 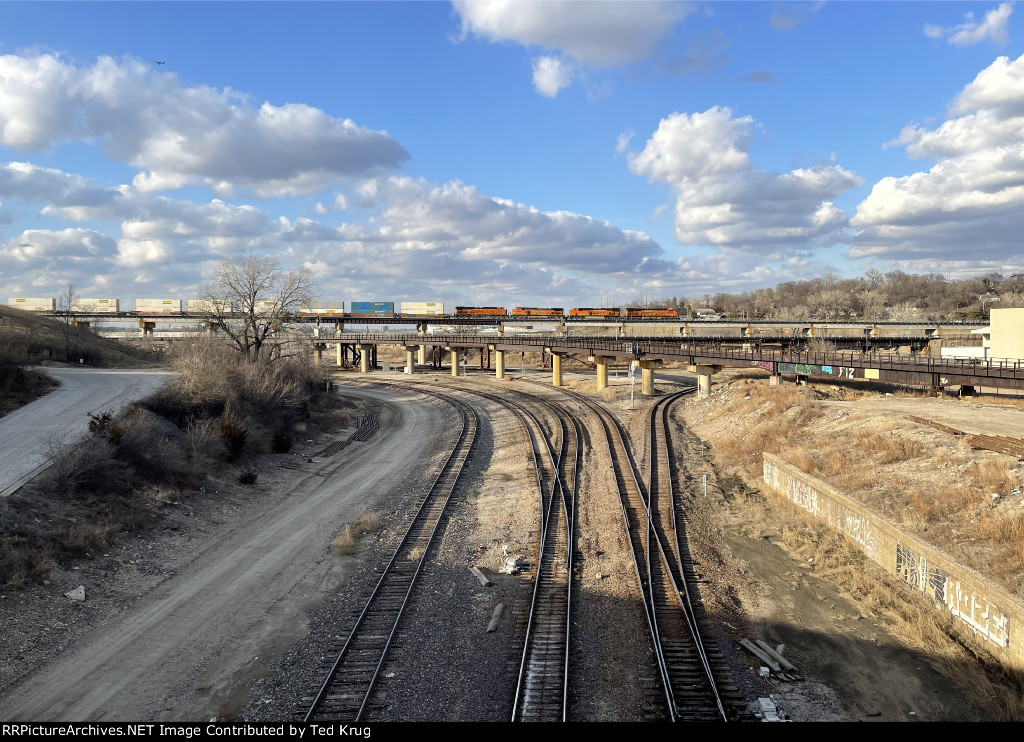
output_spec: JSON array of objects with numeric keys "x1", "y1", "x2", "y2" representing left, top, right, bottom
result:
[
  {"x1": 313, "y1": 343, "x2": 325, "y2": 366},
  {"x1": 495, "y1": 349, "x2": 505, "y2": 380},
  {"x1": 405, "y1": 346, "x2": 416, "y2": 374},
  {"x1": 138, "y1": 320, "x2": 155, "y2": 337},
  {"x1": 356, "y1": 344, "x2": 371, "y2": 373},
  {"x1": 449, "y1": 348, "x2": 461, "y2": 377},
  {"x1": 592, "y1": 356, "x2": 610, "y2": 390},
  {"x1": 334, "y1": 321, "x2": 344, "y2": 335},
  {"x1": 71, "y1": 319, "x2": 90, "y2": 328},
  {"x1": 551, "y1": 352, "x2": 563, "y2": 387},
  {"x1": 418, "y1": 344, "x2": 428, "y2": 365},
  {"x1": 205, "y1": 321, "x2": 219, "y2": 337},
  {"x1": 688, "y1": 364, "x2": 721, "y2": 399},
  {"x1": 336, "y1": 342, "x2": 344, "y2": 367},
  {"x1": 639, "y1": 360, "x2": 655, "y2": 396},
  {"x1": 417, "y1": 322, "x2": 428, "y2": 335}
]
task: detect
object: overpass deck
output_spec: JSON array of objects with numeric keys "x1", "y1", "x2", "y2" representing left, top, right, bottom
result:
[{"x1": 327, "y1": 333, "x2": 1024, "y2": 392}]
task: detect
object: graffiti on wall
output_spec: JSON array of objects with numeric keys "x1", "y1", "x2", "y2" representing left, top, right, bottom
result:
[
  {"x1": 842, "y1": 512, "x2": 878, "y2": 560},
  {"x1": 896, "y1": 542, "x2": 1009, "y2": 648},
  {"x1": 764, "y1": 460, "x2": 832, "y2": 524},
  {"x1": 750, "y1": 361, "x2": 775, "y2": 372},
  {"x1": 778, "y1": 362, "x2": 858, "y2": 379}
]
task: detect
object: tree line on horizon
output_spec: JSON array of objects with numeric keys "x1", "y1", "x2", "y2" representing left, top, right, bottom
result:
[{"x1": 634, "y1": 270, "x2": 1024, "y2": 322}]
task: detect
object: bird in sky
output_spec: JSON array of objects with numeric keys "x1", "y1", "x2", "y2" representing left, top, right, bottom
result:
[{"x1": 154, "y1": 60, "x2": 165, "y2": 65}]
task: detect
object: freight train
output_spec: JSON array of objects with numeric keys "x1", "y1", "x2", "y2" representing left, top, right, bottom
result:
[{"x1": 7, "y1": 297, "x2": 681, "y2": 320}]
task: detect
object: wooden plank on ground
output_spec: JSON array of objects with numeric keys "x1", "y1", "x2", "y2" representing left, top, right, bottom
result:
[{"x1": 739, "y1": 638, "x2": 781, "y2": 672}]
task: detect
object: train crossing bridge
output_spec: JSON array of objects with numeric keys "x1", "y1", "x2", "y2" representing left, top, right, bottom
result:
[{"x1": 315, "y1": 332, "x2": 1024, "y2": 398}]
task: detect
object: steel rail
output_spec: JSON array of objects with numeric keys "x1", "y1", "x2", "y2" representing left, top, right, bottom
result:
[
  {"x1": 301, "y1": 385, "x2": 478, "y2": 722},
  {"x1": 648, "y1": 391, "x2": 730, "y2": 721},
  {"x1": 524, "y1": 381, "x2": 675, "y2": 718}
]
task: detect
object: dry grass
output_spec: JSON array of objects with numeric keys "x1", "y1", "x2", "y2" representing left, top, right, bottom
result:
[
  {"x1": 694, "y1": 374, "x2": 1024, "y2": 592},
  {"x1": 330, "y1": 509, "x2": 381, "y2": 556},
  {"x1": 721, "y1": 471, "x2": 1024, "y2": 721}
]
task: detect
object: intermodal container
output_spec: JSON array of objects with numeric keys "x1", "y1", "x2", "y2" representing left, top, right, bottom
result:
[
  {"x1": 188, "y1": 299, "x2": 232, "y2": 313},
  {"x1": 400, "y1": 301, "x2": 444, "y2": 316},
  {"x1": 72, "y1": 298, "x2": 120, "y2": 313},
  {"x1": 301, "y1": 301, "x2": 345, "y2": 314},
  {"x1": 136, "y1": 299, "x2": 183, "y2": 314},
  {"x1": 254, "y1": 300, "x2": 281, "y2": 314},
  {"x1": 8, "y1": 297, "x2": 55, "y2": 312},
  {"x1": 350, "y1": 301, "x2": 395, "y2": 316}
]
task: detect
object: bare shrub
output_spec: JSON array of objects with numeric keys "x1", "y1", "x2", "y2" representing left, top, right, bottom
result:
[
  {"x1": 220, "y1": 404, "x2": 248, "y2": 462},
  {"x1": 238, "y1": 468, "x2": 258, "y2": 485},
  {"x1": 331, "y1": 525, "x2": 356, "y2": 555}
]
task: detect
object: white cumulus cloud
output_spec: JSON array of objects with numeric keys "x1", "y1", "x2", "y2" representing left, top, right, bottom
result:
[
  {"x1": 0, "y1": 53, "x2": 409, "y2": 198},
  {"x1": 923, "y1": 2, "x2": 1013, "y2": 47},
  {"x1": 851, "y1": 52, "x2": 1024, "y2": 268},
  {"x1": 532, "y1": 56, "x2": 575, "y2": 97},
  {"x1": 627, "y1": 107, "x2": 862, "y2": 249},
  {"x1": 453, "y1": 0, "x2": 693, "y2": 96}
]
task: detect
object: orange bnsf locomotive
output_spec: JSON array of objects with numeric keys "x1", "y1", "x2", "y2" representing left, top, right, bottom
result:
[
  {"x1": 454, "y1": 306, "x2": 507, "y2": 316},
  {"x1": 569, "y1": 307, "x2": 621, "y2": 317},
  {"x1": 624, "y1": 307, "x2": 679, "y2": 318},
  {"x1": 511, "y1": 306, "x2": 564, "y2": 317}
]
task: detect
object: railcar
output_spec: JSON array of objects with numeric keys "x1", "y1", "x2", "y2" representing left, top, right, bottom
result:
[
  {"x1": 300, "y1": 301, "x2": 345, "y2": 315},
  {"x1": 400, "y1": 301, "x2": 445, "y2": 316},
  {"x1": 569, "y1": 307, "x2": 621, "y2": 317},
  {"x1": 511, "y1": 306, "x2": 564, "y2": 317},
  {"x1": 8, "y1": 297, "x2": 56, "y2": 312},
  {"x1": 72, "y1": 298, "x2": 120, "y2": 313},
  {"x1": 454, "y1": 306, "x2": 507, "y2": 317},
  {"x1": 349, "y1": 301, "x2": 395, "y2": 316},
  {"x1": 135, "y1": 299, "x2": 183, "y2": 314},
  {"x1": 188, "y1": 299, "x2": 233, "y2": 314},
  {"x1": 624, "y1": 307, "x2": 679, "y2": 318}
]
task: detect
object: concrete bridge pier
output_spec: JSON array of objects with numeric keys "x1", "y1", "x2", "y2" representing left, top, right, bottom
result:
[
  {"x1": 546, "y1": 349, "x2": 563, "y2": 387},
  {"x1": 418, "y1": 344, "x2": 428, "y2": 365},
  {"x1": 356, "y1": 344, "x2": 371, "y2": 373},
  {"x1": 138, "y1": 320, "x2": 156, "y2": 337},
  {"x1": 447, "y1": 347, "x2": 461, "y2": 377},
  {"x1": 591, "y1": 355, "x2": 611, "y2": 390},
  {"x1": 204, "y1": 321, "x2": 219, "y2": 337},
  {"x1": 72, "y1": 319, "x2": 90, "y2": 328},
  {"x1": 494, "y1": 347, "x2": 505, "y2": 380},
  {"x1": 313, "y1": 343, "x2": 326, "y2": 366},
  {"x1": 639, "y1": 359, "x2": 662, "y2": 395},
  {"x1": 335, "y1": 342, "x2": 345, "y2": 367},
  {"x1": 334, "y1": 321, "x2": 344, "y2": 335},
  {"x1": 404, "y1": 346, "x2": 417, "y2": 374},
  {"x1": 688, "y1": 364, "x2": 721, "y2": 399}
]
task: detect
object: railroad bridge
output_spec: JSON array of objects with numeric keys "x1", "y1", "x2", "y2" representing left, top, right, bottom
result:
[{"x1": 313, "y1": 332, "x2": 1024, "y2": 398}]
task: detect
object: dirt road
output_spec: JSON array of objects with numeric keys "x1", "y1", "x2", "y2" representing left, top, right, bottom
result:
[
  {"x1": 0, "y1": 367, "x2": 173, "y2": 495},
  {"x1": 0, "y1": 385, "x2": 441, "y2": 722}
]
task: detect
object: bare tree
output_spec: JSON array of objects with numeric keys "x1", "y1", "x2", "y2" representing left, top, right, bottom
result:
[
  {"x1": 57, "y1": 282, "x2": 82, "y2": 363},
  {"x1": 200, "y1": 256, "x2": 316, "y2": 362}
]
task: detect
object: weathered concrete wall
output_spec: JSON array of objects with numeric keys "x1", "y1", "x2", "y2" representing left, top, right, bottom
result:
[{"x1": 763, "y1": 452, "x2": 1024, "y2": 671}]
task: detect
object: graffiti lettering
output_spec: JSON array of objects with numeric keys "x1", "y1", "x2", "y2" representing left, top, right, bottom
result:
[
  {"x1": 895, "y1": 542, "x2": 1008, "y2": 648},
  {"x1": 750, "y1": 360, "x2": 775, "y2": 372}
]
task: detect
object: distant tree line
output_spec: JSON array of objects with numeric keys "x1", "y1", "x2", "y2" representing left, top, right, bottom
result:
[{"x1": 631, "y1": 270, "x2": 1024, "y2": 321}]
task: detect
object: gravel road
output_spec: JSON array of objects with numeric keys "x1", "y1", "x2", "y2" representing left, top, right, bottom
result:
[
  {"x1": 0, "y1": 384, "x2": 441, "y2": 722},
  {"x1": 0, "y1": 367, "x2": 173, "y2": 495}
]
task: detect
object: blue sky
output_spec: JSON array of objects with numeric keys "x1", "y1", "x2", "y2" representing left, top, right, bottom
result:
[{"x1": 1, "y1": 1, "x2": 1022, "y2": 310}]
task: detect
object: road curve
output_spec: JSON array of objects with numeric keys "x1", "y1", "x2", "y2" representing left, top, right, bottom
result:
[
  {"x1": 0, "y1": 385, "x2": 439, "y2": 722},
  {"x1": 0, "y1": 367, "x2": 173, "y2": 495}
]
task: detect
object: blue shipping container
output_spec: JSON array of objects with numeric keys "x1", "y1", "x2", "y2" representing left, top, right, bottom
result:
[{"x1": 350, "y1": 301, "x2": 395, "y2": 315}]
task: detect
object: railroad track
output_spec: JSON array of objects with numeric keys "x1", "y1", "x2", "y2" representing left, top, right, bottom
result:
[
  {"x1": 648, "y1": 392, "x2": 744, "y2": 719},
  {"x1": 528, "y1": 380, "x2": 738, "y2": 721},
  {"x1": 299, "y1": 387, "x2": 478, "y2": 722},
  {"x1": 398, "y1": 380, "x2": 581, "y2": 721}
]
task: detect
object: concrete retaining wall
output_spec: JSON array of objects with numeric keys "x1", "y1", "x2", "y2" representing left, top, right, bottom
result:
[{"x1": 762, "y1": 452, "x2": 1024, "y2": 670}]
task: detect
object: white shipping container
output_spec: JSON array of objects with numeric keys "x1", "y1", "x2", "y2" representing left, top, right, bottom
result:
[
  {"x1": 400, "y1": 301, "x2": 445, "y2": 316},
  {"x1": 188, "y1": 299, "x2": 233, "y2": 313},
  {"x1": 136, "y1": 299, "x2": 183, "y2": 314},
  {"x1": 301, "y1": 301, "x2": 344, "y2": 314},
  {"x1": 8, "y1": 297, "x2": 55, "y2": 311},
  {"x1": 254, "y1": 300, "x2": 281, "y2": 314},
  {"x1": 72, "y1": 298, "x2": 120, "y2": 313}
]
